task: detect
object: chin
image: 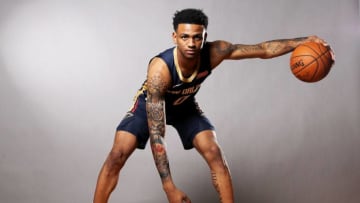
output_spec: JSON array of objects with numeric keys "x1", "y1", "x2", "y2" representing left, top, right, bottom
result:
[
  {"x1": 185, "y1": 51, "x2": 200, "y2": 59},
  {"x1": 185, "y1": 54, "x2": 197, "y2": 59}
]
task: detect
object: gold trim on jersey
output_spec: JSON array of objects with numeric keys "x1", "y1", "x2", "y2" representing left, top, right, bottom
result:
[
  {"x1": 128, "y1": 81, "x2": 147, "y2": 111},
  {"x1": 173, "y1": 47, "x2": 199, "y2": 83}
]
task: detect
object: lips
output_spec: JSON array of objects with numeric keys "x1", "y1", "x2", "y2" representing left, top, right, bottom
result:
[{"x1": 185, "y1": 50, "x2": 196, "y2": 55}]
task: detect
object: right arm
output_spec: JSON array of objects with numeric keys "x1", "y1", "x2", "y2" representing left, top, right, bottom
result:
[
  {"x1": 146, "y1": 57, "x2": 172, "y2": 187},
  {"x1": 146, "y1": 58, "x2": 191, "y2": 203}
]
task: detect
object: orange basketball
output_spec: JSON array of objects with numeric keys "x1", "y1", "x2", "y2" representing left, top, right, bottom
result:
[{"x1": 290, "y1": 42, "x2": 334, "y2": 82}]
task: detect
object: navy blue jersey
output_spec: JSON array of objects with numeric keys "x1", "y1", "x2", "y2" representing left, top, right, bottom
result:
[
  {"x1": 133, "y1": 43, "x2": 212, "y2": 116},
  {"x1": 160, "y1": 43, "x2": 212, "y2": 106},
  {"x1": 117, "y1": 43, "x2": 214, "y2": 149}
]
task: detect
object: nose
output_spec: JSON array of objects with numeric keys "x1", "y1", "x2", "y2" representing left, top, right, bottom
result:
[{"x1": 188, "y1": 38, "x2": 196, "y2": 48}]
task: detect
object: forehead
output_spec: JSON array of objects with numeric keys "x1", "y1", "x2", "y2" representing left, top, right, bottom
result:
[{"x1": 176, "y1": 23, "x2": 205, "y2": 34}]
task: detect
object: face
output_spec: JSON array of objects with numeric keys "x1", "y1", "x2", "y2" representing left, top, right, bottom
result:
[{"x1": 172, "y1": 24, "x2": 207, "y2": 59}]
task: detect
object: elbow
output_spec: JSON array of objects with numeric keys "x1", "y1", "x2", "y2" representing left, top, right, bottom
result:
[
  {"x1": 260, "y1": 50, "x2": 285, "y2": 59},
  {"x1": 259, "y1": 52, "x2": 273, "y2": 59},
  {"x1": 258, "y1": 44, "x2": 274, "y2": 59}
]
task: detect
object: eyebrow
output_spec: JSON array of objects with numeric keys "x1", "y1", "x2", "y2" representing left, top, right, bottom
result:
[{"x1": 180, "y1": 33, "x2": 203, "y2": 37}]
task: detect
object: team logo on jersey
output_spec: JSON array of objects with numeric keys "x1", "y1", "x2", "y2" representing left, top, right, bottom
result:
[
  {"x1": 123, "y1": 112, "x2": 134, "y2": 119},
  {"x1": 172, "y1": 83, "x2": 183, "y2": 88}
]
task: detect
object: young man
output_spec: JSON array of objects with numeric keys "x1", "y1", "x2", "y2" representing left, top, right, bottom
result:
[{"x1": 93, "y1": 8, "x2": 333, "y2": 203}]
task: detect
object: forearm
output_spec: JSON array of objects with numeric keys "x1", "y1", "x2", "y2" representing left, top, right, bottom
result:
[
  {"x1": 259, "y1": 36, "x2": 309, "y2": 58},
  {"x1": 216, "y1": 35, "x2": 328, "y2": 62},
  {"x1": 146, "y1": 101, "x2": 175, "y2": 190},
  {"x1": 150, "y1": 131, "x2": 175, "y2": 190}
]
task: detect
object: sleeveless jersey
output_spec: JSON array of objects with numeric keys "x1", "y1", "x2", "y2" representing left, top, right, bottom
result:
[{"x1": 131, "y1": 43, "x2": 212, "y2": 119}]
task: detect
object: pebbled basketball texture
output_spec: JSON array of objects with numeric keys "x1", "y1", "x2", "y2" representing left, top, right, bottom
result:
[{"x1": 290, "y1": 42, "x2": 334, "y2": 82}]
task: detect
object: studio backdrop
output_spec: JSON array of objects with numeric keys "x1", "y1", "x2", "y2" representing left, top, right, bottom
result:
[{"x1": 0, "y1": 0, "x2": 359, "y2": 202}]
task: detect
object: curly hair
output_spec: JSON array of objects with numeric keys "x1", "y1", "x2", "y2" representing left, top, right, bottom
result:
[{"x1": 172, "y1": 8, "x2": 208, "y2": 31}]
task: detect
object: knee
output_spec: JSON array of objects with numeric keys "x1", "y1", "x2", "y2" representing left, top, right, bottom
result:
[
  {"x1": 202, "y1": 144, "x2": 223, "y2": 164},
  {"x1": 105, "y1": 149, "x2": 130, "y2": 173},
  {"x1": 202, "y1": 145, "x2": 230, "y2": 173}
]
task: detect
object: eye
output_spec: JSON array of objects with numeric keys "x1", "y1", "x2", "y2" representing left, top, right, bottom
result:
[
  {"x1": 194, "y1": 35, "x2": 203, "y2": 41},
  {"x1": 181, "y1": 35, "x2": 189, "y2": 40}
]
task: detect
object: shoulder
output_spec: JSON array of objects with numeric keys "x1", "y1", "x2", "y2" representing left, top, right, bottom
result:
[
  {"x1": 206, "y1": 40, "x2": 234, "y2": 69},
  {"x1": 207, "y1": 40, "x2": 234, "y2": 57},
  {"x1": 156, "y1": 47, "x2": 175, "y2": 63},
  {"x1": 147, "y1": 57, "x2": 172, "y2": 91}
]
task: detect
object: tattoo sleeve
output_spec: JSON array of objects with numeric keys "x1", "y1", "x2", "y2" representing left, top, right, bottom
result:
[
  {"x1": 214, "y1": 42, "x2": 262, "y2": 56},
  {"x1": 261, "y1": 37, "x2": 308, "y2": 58},
  {"x1": 146, "y1": 72, "x2": 172, "y2": 182},
  {"x1": 213, "y1": 37, "x2": 308, "y2": 60}
]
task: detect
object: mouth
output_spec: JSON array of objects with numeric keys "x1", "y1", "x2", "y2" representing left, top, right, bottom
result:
[{"x1": 185, "y1": 50, "x2": 196, "y2": 55}]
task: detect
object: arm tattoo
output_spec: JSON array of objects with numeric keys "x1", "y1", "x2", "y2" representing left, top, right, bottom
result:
[
  {"x1": 234, "y1": 44, "x2": 262, "y2": 54},
  {"x1": 263, "y1": 37, "x2": 308, "y2": 56},
  {"x1": 146, "y1": 73, "x2": 172, "y2": 181},
  {"x1": 213, "y1": 37, "x2": 308, "y2": 59},
  {"x1": 213, "y1": 42, "x2": 234, "y2": 56},
  {"x1": 211, "y1": 171, "x2": 223, "y2": 202},
  {"x1": 214, "y1": 42, "x2": 262, "y2": 56},
  {"x1": 213, "y1": 41, "x2": 264, "y2": 61}
]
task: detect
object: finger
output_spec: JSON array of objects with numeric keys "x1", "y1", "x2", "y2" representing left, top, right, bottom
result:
[
  {"x1": 330, "y1": 49, "x2": 336, "y2": 64},
  {"x1": 318, "y1": 38, "x2": 329, "y2": 47},
  {"x1": 182, "y1": 196, "x2": 191, "y2": 203},
  {"x1": 325, "y1": 45, "x2": 335, "y2": 63}
]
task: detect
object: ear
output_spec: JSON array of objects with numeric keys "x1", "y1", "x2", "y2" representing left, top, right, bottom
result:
[
  {"x1": 201, "y1": 31, "x2": 208, "y2": 49},
  {"x1": 172, "y1": 32, "x2": 177, "y2": 45}
]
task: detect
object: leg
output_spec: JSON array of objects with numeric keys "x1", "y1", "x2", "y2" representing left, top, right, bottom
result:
[
  {"x1": 93, "y1": 131, "x2": 138, "y2": 203},
  {"x1": 193, "y1": 130, "x2": 234, "y2": 203}
]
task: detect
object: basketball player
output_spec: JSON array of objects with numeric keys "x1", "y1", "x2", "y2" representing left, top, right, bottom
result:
[{"x1": 93, "y1": 8, "x2": 333, "y2": 203}]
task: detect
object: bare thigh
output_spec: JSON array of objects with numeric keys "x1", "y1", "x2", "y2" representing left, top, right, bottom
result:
[
  {"x1": 112, "y1": 130, "x2": 138, "y2": 153},
  {"x1": 107, "y1": 131, "x2": 138, "y2": 169}
]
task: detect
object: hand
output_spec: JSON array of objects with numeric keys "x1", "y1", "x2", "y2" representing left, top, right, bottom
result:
[
  {"x1": 306, "y1": 35, "x2": 336, "y2": 65},
  {"x1": 164, "y1": 187, "x2": 192, "y2": 203}
]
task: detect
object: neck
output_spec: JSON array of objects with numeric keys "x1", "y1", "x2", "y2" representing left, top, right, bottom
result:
[
  {"x1": 174, "y1": 48, "x2": 200, "y2": 82},
  {"x1": 176, "y1": 48, "x2": 199, "y2": 73}
]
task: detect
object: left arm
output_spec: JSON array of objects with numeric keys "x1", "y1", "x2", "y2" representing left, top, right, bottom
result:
[{"x1": 209, "y1": 35, "x2": 330, "y2": 67}]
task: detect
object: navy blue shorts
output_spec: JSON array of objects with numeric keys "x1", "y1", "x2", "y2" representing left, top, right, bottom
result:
[{"x1": 116, "y1": 95, "x2": 214, "y2": 150}]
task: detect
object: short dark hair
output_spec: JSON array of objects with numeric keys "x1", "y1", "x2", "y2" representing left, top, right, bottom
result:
[{"x1": 172, "y1": 8, "x2": 208, "y2": 31}]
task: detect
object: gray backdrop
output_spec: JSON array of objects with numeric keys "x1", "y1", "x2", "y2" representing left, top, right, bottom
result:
[{"x1": 0, "y1": 0, "x2": 359, "y2": 202}]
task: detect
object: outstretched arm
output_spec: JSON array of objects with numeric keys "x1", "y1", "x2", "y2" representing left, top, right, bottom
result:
[
  {"x1": 210, "y1": 35, "x2": 331, "y2": 67},
  {"x1": 146, "y1": 58, "x2": 191, "y2": 203}
]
